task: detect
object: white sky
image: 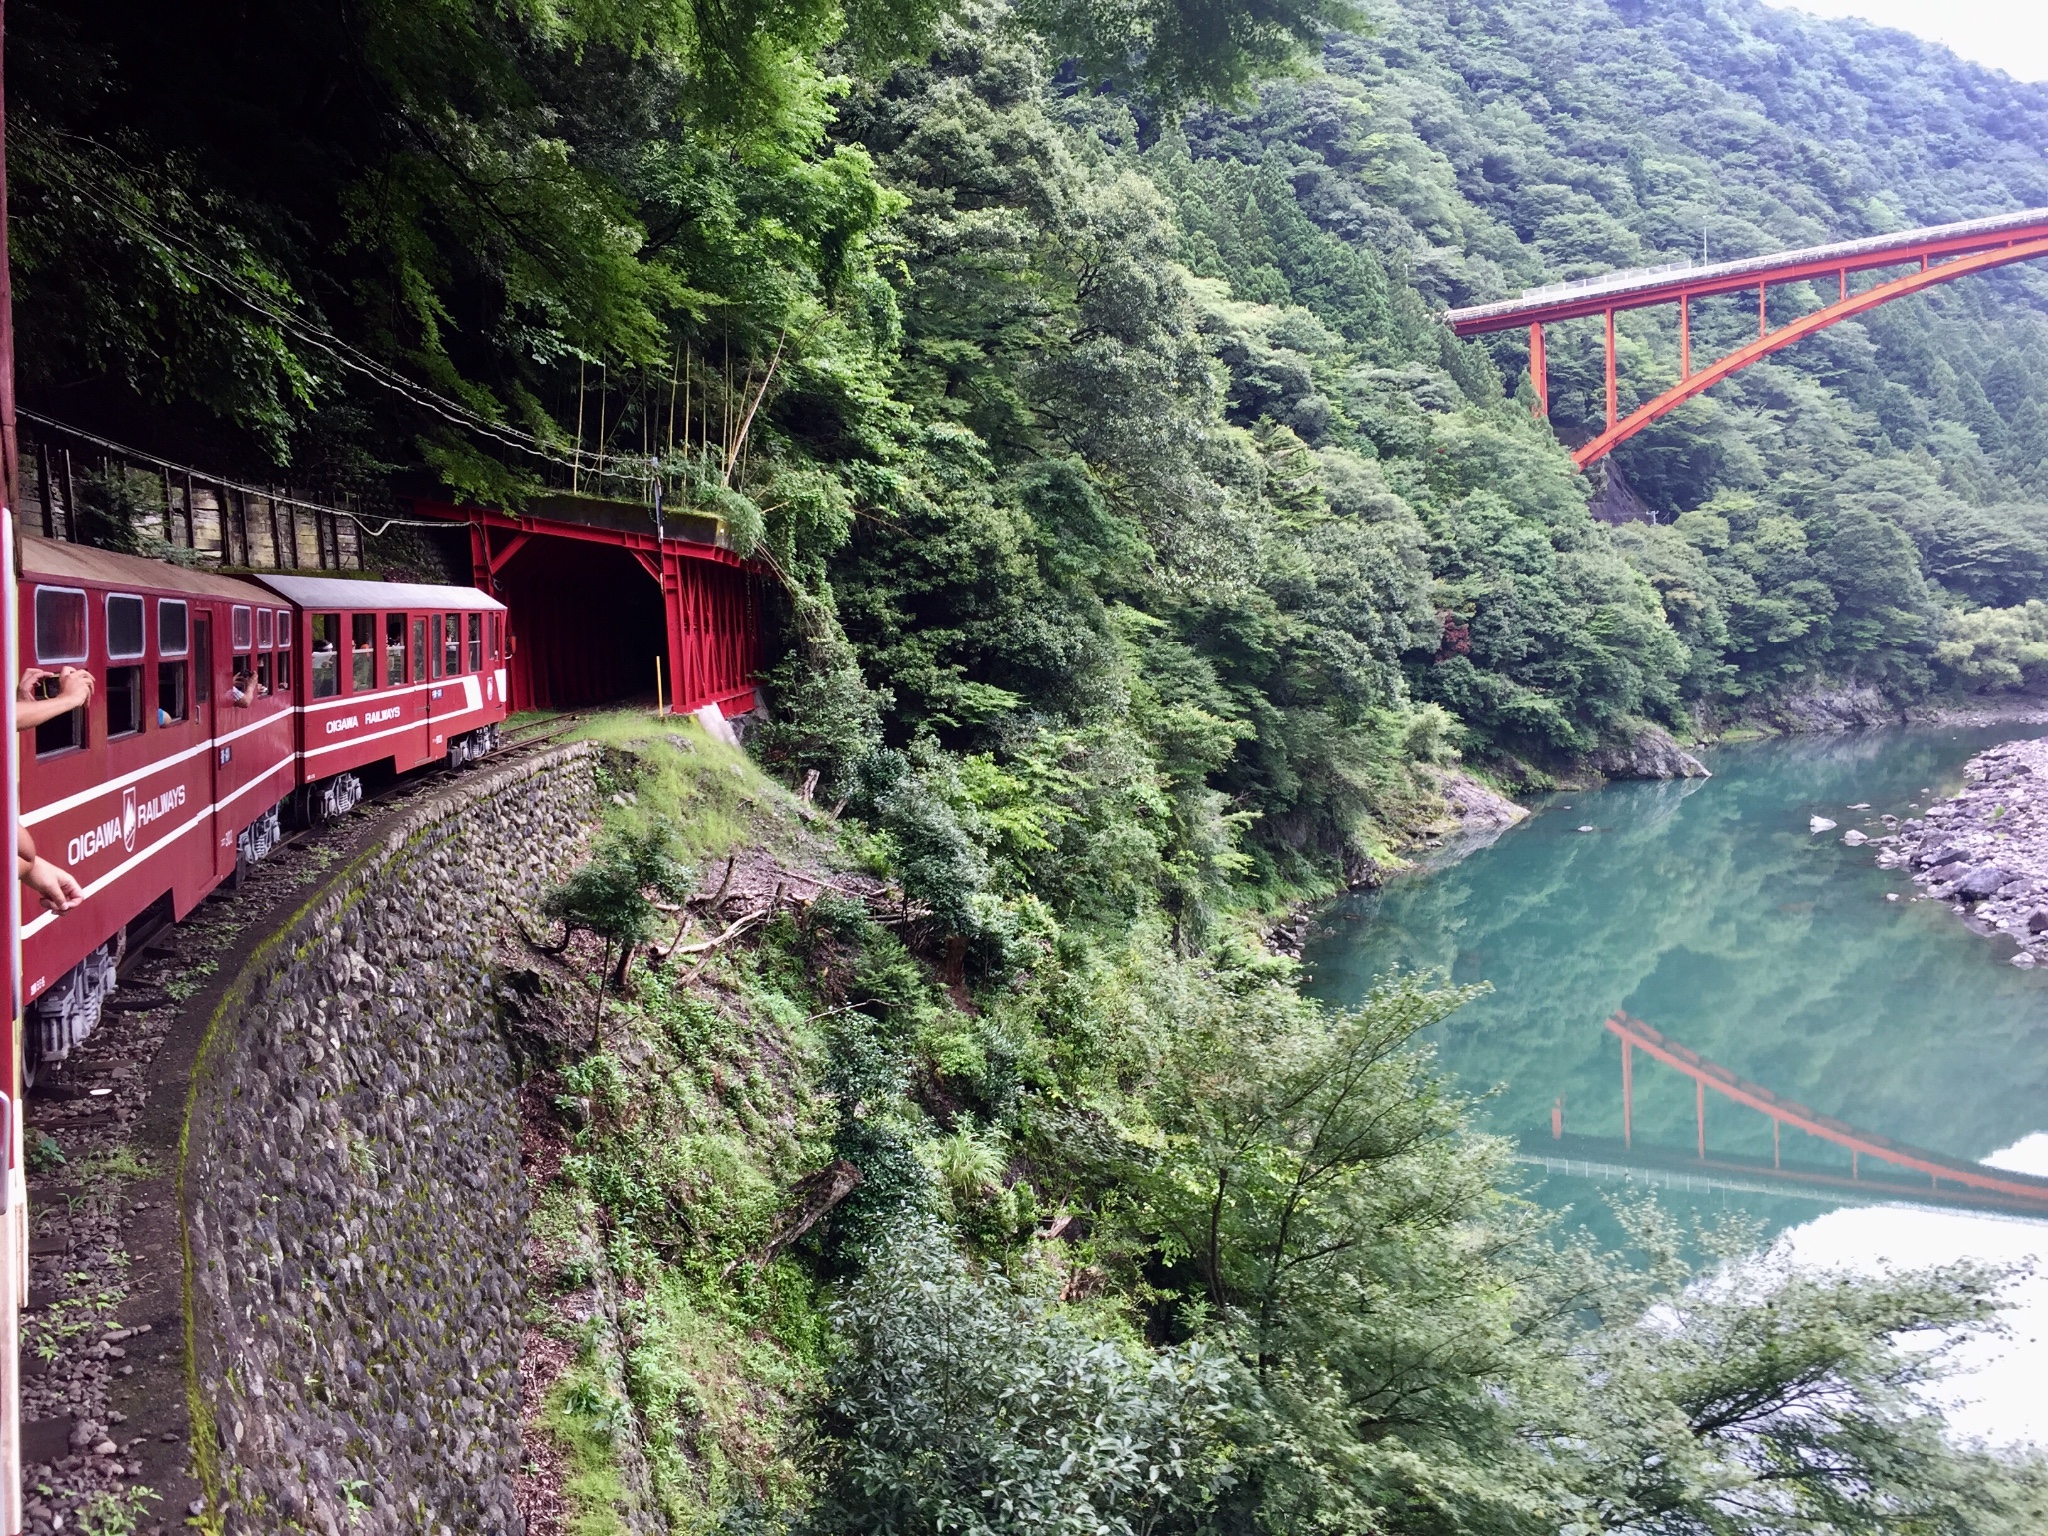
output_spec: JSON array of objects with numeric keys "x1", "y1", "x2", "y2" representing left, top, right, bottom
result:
[
  {"x1": 1773, "y1": 1132, "x2": 2048, "y2": 1449},
  {"x1": 1783, "y1": 0, "x2": 2048, "y2": 82}
]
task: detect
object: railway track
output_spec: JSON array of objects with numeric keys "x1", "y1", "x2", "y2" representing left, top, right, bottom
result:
[{"x1": 110, "y1": 714, "x2": 588, "y2": 988}]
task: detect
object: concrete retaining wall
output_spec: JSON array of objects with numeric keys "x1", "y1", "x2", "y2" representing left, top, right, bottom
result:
[{"x1": 179, "y1": 744, "x2": 602, "y2": 1535}]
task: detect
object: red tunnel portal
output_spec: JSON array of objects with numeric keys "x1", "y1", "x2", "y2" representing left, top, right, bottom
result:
[
  {"x1": 497, "y1": 538, "x2": 668, "y2": 712},
  {"x1": 413, "y1": 499, "x2": 762, "y2": 719}
]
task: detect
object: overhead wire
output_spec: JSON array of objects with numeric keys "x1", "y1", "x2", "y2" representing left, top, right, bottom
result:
[{"x1": 18, "y1": 410, "x2": 462, "y2": 536}]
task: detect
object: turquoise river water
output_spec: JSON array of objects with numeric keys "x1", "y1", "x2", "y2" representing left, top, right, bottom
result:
[{"x1": 1302, "y1": 726, "x2": 2048, "y2": 1446}]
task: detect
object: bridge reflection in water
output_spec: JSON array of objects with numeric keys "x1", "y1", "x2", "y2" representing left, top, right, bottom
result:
[{"x1": 1520, "y1": 1014, "x2": 2048, "y2": 1222}]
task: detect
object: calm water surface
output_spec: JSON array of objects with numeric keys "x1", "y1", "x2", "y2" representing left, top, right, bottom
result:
[{"x1": 1303, "y1": 726, "x2": 2048, "y2": 1444}]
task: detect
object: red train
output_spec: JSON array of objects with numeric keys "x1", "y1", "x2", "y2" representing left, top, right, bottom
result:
[{"x1": 17, "y1": 542, "x2": 509, "y2": 1076}]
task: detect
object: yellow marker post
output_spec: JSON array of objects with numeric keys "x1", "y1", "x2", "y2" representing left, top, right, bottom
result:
[{"x1": 655, "y1": 656, "x2": 665, "y2": 717}]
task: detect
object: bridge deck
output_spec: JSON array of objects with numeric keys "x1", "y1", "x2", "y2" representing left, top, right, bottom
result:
[{"x1": 1446, "y1": 206, "x2": 2048, "y2": 333}]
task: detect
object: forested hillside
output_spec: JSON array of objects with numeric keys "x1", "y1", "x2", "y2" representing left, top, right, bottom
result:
[{"x1": 18, "y1": 0, "x2": 2048, "y2": 1528}]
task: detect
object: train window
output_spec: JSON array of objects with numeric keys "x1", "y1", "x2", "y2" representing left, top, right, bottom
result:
[
  {"x1": 429, "y1": 615, "x2": 442, "y2": 679},
  {"x1": 257, "y1": 652, "x2": 273, "y2": 697},
  {"x1": 257, "y1": 607, "x2": 274, "y2": 649},
  {"x1": 232, "y1": 605, "x2": 253, "y2": 651},
  {"x1": 107, "y1": 594, "x2": 145, "y2": 660},
  {"x1": 158, "y1": 599, "x2": 189, "y2": 657},
  {"x1": 107, "y1": 665, "x2": 143, "y2": 737},
  {"x1": 385, "y1": 613, "x2": 408, "y2": 687},
  {"x1": 32, "y1": 678, "x2": 83, "y2": 756},
  {"x1": 277, "y1": 609, "x2": 292, "y2": 647},
  {"x1": 157, "y1": 661, "x2": 188, "y2": 724},
  {"x1": 194, "y1": 615, "x2": 212, "y2": 705},
  {"x1": 351, "y1": 613, "x2": 375, "y2": 691},
  {"x1": 412, "y1": 617, "x2": 428, "y2": 683},
  {"x1": 311, "y1": 614, "x2": 341, "y2": 698},
  {"x1": 33, "y1": 586, "x2": 87, "y2": 665},
  {"x1": 467, "y1": 612, "x2": 482, "y2": 673},
  {"x1": 443, "y1": 612, "x2": 462, "y2": 675}
]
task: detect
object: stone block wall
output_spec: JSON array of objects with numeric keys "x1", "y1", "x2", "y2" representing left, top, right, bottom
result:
[{"x1": 180, "y1": 743, "x2": 602, "y2": 1535}]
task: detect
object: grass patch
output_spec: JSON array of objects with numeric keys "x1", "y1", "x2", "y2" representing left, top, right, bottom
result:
[
  {"x1": 542, "y1": 1351, "x2": 639, "y2": 1536},
  {"x1": 566, "y1": 713, "x2": 799, "y2": 866}
]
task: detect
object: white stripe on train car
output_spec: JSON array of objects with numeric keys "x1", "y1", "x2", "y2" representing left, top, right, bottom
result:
[
  {"x1": 21, "y1": 712, "x2": 285, "y2": 828},
  {"x1": 19, "y1": 800, "x2": 215, "y2": 942},
  {"x1": 300, "y1": 716, "x2": 433, "y2": 762},
  {"x1": 462, "y1": 675, "x2": 482, "y2": 712}
]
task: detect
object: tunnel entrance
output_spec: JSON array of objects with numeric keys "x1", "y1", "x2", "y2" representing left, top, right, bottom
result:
[{"x1": 497, "y1": 537, "x2": 666, "y2": 711}]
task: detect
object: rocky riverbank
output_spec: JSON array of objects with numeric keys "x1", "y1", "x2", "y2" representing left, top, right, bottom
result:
[{"x1": 1874, "y1": 735, "x2": 2048, "y2": 964}]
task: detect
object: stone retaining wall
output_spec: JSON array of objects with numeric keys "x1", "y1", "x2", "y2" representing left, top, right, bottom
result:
[{"x1": 179, "y1": 743, "x2": 602, "y2": 1535}]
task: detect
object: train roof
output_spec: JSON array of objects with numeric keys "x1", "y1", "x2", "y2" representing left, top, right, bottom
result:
[
  {"x1": 20, "y1": 537, "x2": 272, "y2": 601},
  {"x1": 252, "y1": 573, "x2": 504, "y2": 611}
]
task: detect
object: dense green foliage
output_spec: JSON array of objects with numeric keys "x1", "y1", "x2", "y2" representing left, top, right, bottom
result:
[
  {"x1": 536, "y1": 728, "x2": 2048, "y2": 1536},
  {"x1": 32, "y1": 0, "x2": 2048, "y2": 1528}
]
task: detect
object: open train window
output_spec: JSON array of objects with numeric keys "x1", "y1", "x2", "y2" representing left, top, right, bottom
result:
[
  {"x1": 275, "y1": 611, "x2": 292, "y2": 693},
  {"x1": 467, "y1": 612, "x2": 482, "y2": 673},
  {"x1": 277, "y1": 610, "x2": 292, "y2": 647},
  {"x1": 194, "y1": 614, "x2": 212, "y2": 705},
  {"x1": 311, "y1": 613, "x2": 340, "y2": 698},
  {"x1": 443, "y1": 611, "x2": 462, "y2": 676},
  {"x1": 385, "y1": 613, "x2": 408, "y2": 687},
  {"x1": 157, "y1": 661, "x2": 188, "y2": 724},
  {"x1": 412, "y1": 617, "x2": 428, "y2": 683},
  {"x1": 107, "y1": 665, "x2": 143, "y2": 737},
  {"x1": 257, "y1": 653, "x2": 273, "y2": 697},
  {"x1": 33, "y1": 586, "x2": 87, "y2": 665},
  {"x1": 232, "y1": 605, "x2": 253, "y2": 651},
  {"x1": 107, "y1": 594, "x2": 145, "y2": 661},
  {"x1": 429, "y1": 615, "x2": 442, "y2": 679},
  {"x1": 32, "y1": 683, "x2": 83, "y2": 756},
  {"x1": 158, "y1": 599, "x2": 189, "y2": 657},
  {"x1": 351, "y1": 613, "x2": 376, "y2": 691},
  {"x1": 257, "y1": 607, "x2": 274, "y2": 649}
]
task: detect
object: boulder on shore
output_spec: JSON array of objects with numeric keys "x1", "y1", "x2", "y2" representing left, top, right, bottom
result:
[
  {"x1": 1955, "y1": 866, "x2": 2009, "y2": 900},
  {"x1": 1586, "y1": 721, "x2": 1710, "y2": 780}
]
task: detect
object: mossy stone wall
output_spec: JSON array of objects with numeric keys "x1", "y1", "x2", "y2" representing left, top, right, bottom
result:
[{"x1": 180, "y1": 744, "x2": 601, "y2": 1535}]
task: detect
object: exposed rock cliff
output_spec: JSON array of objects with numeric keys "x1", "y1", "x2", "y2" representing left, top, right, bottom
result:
[
  {"x1": 1765, "y1": 685, "x2": 1898, "y2": 733},
  {"x1": 1586, "y1": 721, "x2": 1711, "y2": 780}
]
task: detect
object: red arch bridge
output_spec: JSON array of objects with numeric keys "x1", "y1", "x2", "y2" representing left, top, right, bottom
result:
[
  {"x1": 1520, "y1": 1013, "x2": 2048, "y2": 1219},
  {"x1": 1445, "y1": 207, "x2": 2048, "y2": 471}
]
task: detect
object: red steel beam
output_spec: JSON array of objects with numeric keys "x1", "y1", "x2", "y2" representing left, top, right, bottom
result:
[
  {"x1": 1605, "y1": 1013, "x2": 2048, "y2": 1205},
  {"x1": 1568, "y1": 234, "x2": 2048, "y2": 469},
  {"x1": 1447, "y1": 209, "x2": 2048, "y2": 333}
]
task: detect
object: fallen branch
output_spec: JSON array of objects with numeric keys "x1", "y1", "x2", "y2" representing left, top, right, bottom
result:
[
  {"x1": 722, "y1": 1160, "x2": 862, "y2": 1279},
  {"x1": 658, "y1": 913, "x2": 699, "y2": 966},
  {"x1": 518, "y1": 917, "x2": 570, "y2": 957},
  {"x1": 689, "y1": 853, "x2": 738, "y2": 911}
]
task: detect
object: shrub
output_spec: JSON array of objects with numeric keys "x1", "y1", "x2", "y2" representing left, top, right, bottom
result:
[{"x1": 812, "y1": 1219, "x2": 1233, "y2": 1536}]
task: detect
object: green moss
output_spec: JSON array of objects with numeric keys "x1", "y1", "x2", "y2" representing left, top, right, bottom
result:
[
  {"x1": 542, "y1": 1355, "x2": 637, "y2": 1536},
  {"x1": 624, "y1": 1265, "x2": 825, "y2": 1532}
]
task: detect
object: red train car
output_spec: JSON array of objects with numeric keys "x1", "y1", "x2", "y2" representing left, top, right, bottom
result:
[
  {"x1": 16, "y1": 552, "x2": 510, "y2": 1077},
  {"x1": 253, "y1": 576, "x2": 507, "y2": 818},
  {"x1": 17, "y1": 543, "x2": 296, "y2": 1066}
]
